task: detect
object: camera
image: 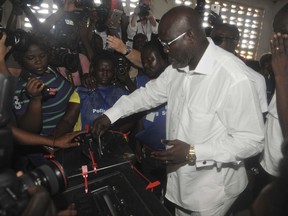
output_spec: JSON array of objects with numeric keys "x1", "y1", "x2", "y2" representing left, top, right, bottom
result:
[
  {"x1": 0, "y1": 160, "x2": 67, "y2": 216},
  {"x1": 0, "y1": 26, "x2": 27, "y2": 49},
  {"x1": 117, "y1": 57, "x2": 126, "y2": 75},
  {"x1": 19, "y1": 71, "x2": 58, "y2": 99},
  {"x1": 139, "y1": 3, "x2": 150, "y2": 18},
  {"x1": 0, "y1": 56, "x2": 66, "y2": 216},
  {"x1": 49, "y1": 47, "x2": 80, "y2": 72}
]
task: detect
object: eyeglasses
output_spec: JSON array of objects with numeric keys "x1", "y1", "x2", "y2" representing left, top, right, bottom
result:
[
  {"x1": 211, "y1": 36, "x2": 237, "y2": 45},
  {"x1": 158, "y1": 31, "x2": 187, "y2": 49}
]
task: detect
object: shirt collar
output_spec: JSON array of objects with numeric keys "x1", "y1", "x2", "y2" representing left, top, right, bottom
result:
[{"x1": 179, "y1": 37, "x2": 216, "y2": 75}]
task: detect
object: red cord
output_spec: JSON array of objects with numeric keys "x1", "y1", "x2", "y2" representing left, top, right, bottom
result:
[
  {"x1": 88, "y1": 148, "x2": 97, "y2": 174},
  {"x1": 128, "y1": 161, "x2": 161, "y2": 192},
  {"x1": 107, "y1": 130, "x2": 131, "y2": 142}
]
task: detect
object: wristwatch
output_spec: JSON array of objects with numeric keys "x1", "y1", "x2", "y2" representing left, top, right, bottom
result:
[
  {"x1": 124, "y1": 47, "x2": 132, "y2": 56},
  {"x1": 186, "y1": 144, "x2": 196, "y2": 163}
]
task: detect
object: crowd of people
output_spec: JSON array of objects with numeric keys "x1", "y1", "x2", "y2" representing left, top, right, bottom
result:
[{"x1": 1, "y1": 0, "x2": 288, "y2": 215}]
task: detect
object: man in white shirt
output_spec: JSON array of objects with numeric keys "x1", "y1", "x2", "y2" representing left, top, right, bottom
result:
[
  {"x1": 91, "y1": 6, "x2": 264, "y2": 216},
  {"x1": 210, "y1": 23, "x2": 268, "y2": 116}
]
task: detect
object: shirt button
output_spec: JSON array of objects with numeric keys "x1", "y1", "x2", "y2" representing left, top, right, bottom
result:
[{"x1": 203, "y1": 161, "x2": 207, "y2": 165}]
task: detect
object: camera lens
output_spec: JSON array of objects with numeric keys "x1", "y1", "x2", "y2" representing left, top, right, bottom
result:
[
  {"x1": 139, "y1": 4, "x2": 150, "y2": 17},
  {"x1": 117, "y1": 57, "x2": 126, "y2": 75},
  {"x1": 20, "y1": 160, "x2": 67, "y2": 195}
]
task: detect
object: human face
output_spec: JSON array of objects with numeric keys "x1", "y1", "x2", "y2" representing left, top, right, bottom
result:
[
  {"x1": 210, "y1": 28, "x2": 238, "y2": 53},
  {"x1": 23, "y1": 44, "x2": 48, "y2": 75},
  {"x1": 159, "y1": 30, "x2": 192, "y2": 69},
  {"x1": 93, "y1": 59, "x2": 115, "y2": 86},
  {"x1": 142, "y1": 49, "x2": 166, "y2": 79}
]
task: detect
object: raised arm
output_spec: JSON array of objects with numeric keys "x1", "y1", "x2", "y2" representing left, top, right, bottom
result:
[
  {"x1": 107, "y1": 35, "x2": 143, "y2": 68},
  {"x1": 271, "y1": 33, "x2": 288, "y2": 139},
  {"x1": 0, "y1": 33, "x2": 12, "y2": 75}
]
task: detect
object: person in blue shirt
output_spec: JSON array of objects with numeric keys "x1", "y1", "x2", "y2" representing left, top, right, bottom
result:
[
  {"x1": 55, "y1": 50, "x2": 133, "y2": 135},
  {"x1": 134, "y1": 40, "x2": 169, "y2": 201}
]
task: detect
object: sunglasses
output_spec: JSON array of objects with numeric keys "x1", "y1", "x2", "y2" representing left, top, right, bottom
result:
[
  {"x1": 158, "y1": 31, "x2": 187, "y2": 50},
  {"x1": 211, "y1": 36, "x2": 237, "y2": 45}
]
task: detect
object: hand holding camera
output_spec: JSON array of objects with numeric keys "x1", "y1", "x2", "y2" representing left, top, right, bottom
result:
[
  {"x1": 138, "y1": 3, "x2": 150, "y2": 18},
  {"x1": 25, "y1": 78, "x2": 45, "y2": 100}
]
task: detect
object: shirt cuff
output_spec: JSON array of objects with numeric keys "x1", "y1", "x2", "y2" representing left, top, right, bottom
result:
[{"x1": 104, "y1": 107, "x2": 123, "y2": 124}]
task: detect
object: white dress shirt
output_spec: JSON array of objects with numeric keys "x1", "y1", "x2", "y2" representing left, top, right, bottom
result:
[
  {"x1": 244, "y1": 68, "x2": 268, "y2": 113},
  {"x1": 104, "y1": 38, "x2": 264, "y2": 211},
  {"x1": 260, "y1": 93, "x2": 283, "y2": 176}
]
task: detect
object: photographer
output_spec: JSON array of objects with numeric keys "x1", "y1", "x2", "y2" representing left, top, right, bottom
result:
[
  {"x1": 8, "y1": 0, "x2": 91, "y2": 87},
  {"x1": 127, "y1": 0, "x2": 158, "y2": 47},
  {"x1": 0, "y1": 32, "x2": 79, "y2": 216}
]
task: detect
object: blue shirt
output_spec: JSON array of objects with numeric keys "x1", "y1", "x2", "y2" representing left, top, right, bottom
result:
[
  {"x1": 77, "y1": 85, "x2": 129, "y2": 129},
  {"x1": 135, "y1": 72, "x2": 166, "y2": 150}
]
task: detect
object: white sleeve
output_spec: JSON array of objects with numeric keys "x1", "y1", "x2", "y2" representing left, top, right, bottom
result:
[{"x1": 104, "y1": 70, "x2": 169, "y2": 123}]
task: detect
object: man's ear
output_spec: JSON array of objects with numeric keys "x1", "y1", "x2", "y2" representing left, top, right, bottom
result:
[
  {"x1": 233, "y1": 39, "x2": 239, "y2": 49},
  {"x1": 186, "y1": 30, "x2": 196, "y2": 44}
]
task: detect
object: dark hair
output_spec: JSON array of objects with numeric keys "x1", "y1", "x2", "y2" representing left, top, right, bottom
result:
[
  {"x1": 213, "y1": 23, "x2": 240, "y2": 40},
  {"x1": 142, "y1": 40, "x2": 168, "y2": 64},
  {"x1": 132, "y1": 33, "x2": 148, "y2": 51},
  {"x1": 259, "y1": 53, "x2": 272, "y2": 68},
  {"x1": 90, "y1": 50, "x2": 117, "y2": 74},
  {"x1": 13, "y1": 32, "x2": 50, "y2": 66}
]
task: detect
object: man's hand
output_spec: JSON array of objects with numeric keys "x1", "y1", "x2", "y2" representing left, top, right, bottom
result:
[
  {"x1": 0, "y1": 33, "x2": 12, "y2": 61},
  {"x1": 271, "y1": 33, "x2": 288, "y2": 79},
  {"x1": 81, "y1": 73, "x2": 97, "y2": 90},
  {"x1": 91, "y1": 114, "x2": 111, "y2": 138},
  {"x1": 106, "y1": 35, "x2": 127, "y2": 54},
  {"x1": 150, "y1": 139, "x2": 190, "y2": 164},
  {"x1": 54, "y1": 131, "x2": 84, "y2": 148}
]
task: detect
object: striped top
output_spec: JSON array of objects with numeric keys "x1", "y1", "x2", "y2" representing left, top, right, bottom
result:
[{"x1": 13, "y1": 67, "x2": 73, "y2": 135}]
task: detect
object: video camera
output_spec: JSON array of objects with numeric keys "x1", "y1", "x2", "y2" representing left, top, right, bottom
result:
[
  {"x1": 49, "y1": 46, "x2": 80, "y2": 72},
  {"x1": 117, "y1": 56, "x2": 127, "y2": 75},
  {"x1": 0, "y1": 26, "x2": 28, "y2": 50},
  {"x1": 0, "y1": 74, "x2": 68, "y2": 216},
  {"x1": 139, "y1": 3, "x2": 150, "y2": 18}
]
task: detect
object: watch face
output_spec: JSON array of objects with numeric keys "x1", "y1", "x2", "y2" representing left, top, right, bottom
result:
[
  {"x1": 186, "y1": 153, "x2": 196, "y2": 162},
  {"x1": 188, "y1": 154, "x2": 196, "y2": 162}
]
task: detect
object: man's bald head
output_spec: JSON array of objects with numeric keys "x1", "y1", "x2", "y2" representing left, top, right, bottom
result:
[
  {"x1": 158, "y1": 6, "x2": 209, "y2": 70},
  {"x1": 158, "y1": 6, "x2": 206, "y2": 43}
]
